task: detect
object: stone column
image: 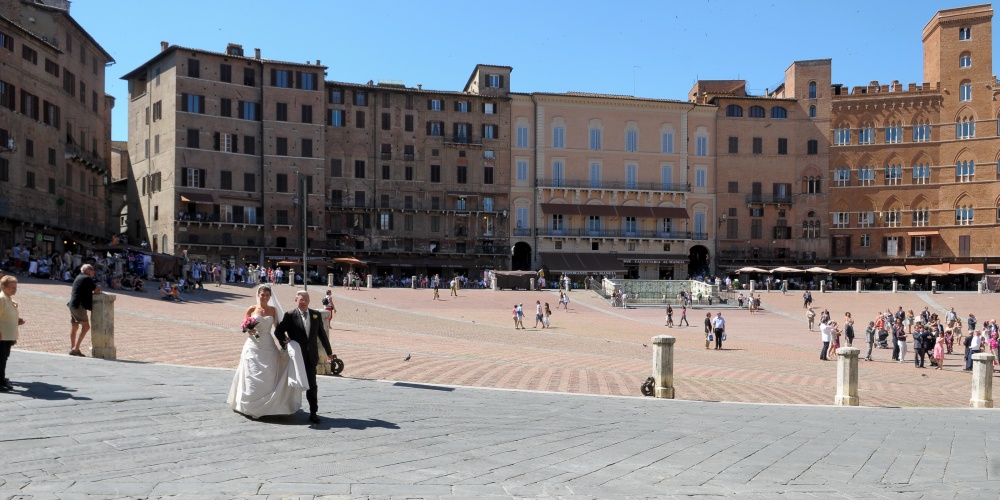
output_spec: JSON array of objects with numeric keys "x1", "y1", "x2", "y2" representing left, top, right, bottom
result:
[
  {"x1": 366, "y1": 275, "x2": 373, "y2": 288},
  {"x1": 651, "y1": 335, "x2": 676, "y2": 399},
  {"x1": 834, "y1": 347, "x2": 860, "y2": 406},
  {"x1": 931, "y1": 280, "x2": 937, "y2": 294},
  {"x1": 978, "y1": 281, "x2": 985, "y2": 294},
  {"x1": 856, "y1": 280, "x2": 862, "y2": 293},
  {"x1": 971, "y1": 352, "x2": 995, "y2": 408},
  {"x1": 529, "y1": 278, "x2": 536, "y2": 291},
  {"x1": 146, "y1": 260, "x2": 155, "y2": 280},
  {"x1": 327, "y1": 273, "x2": 334, "y2": 287},
  {"x1": 749, "y1": 280, "x2": 755, "y2": 293},
  {"x1": 412, "y1": 275, "x2": 417, "y2": 289},
  {"x1": 819, "y1": 281, "x2": 826, "y2": 293},
  {"x1": 315, "y1": 310, "x2": 333, "y2": 376},
  {"x1": 892, "y1": 280, "x2": 898, "y2": 293},
  {"x1": 90, "y1": 293, "x2": 117, "y2": 360},
  {"x1": 288, "y1": 269, "x2": 294, "y2": 286}
]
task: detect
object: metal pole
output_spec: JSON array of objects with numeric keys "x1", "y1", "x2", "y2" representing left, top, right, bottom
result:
[{"x1": 301, "y1": 174, "x2": 308, "y2": 291}]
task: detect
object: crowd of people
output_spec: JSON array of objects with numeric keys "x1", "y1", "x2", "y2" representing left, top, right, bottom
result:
[{"x1": 810, "y1": 303, "x2": 1000, "y2": 372}]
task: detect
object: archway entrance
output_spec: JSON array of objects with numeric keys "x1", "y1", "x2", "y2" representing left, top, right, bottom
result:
[
  {"x1": 511, "y1": 242, "x2": 532, "y2": 271},
  {"x1": 688, "y1": 245, "x2": 709, "y2": 277}
]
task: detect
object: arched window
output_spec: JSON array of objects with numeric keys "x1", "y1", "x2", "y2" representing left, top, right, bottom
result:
[
  {"x1": 726, "y1": 105, "x2": 743, "y2": 117},
  {"x1": 956, "y1": 205, "x2": 974, "y2": 225},
  {"x1": 957, "y1": 117, "x2": 976, "y2": 139},
  {"x1": 884, "y1": 121, "x2": 902, "y2": 144},
  {"x1": 808, "y1": 81, "x2": 817, "y2": 99},
  {"x1": 748, "y1": 106, "x2": 765, "y2": 118},
  {"x1": 809, "y1": 105, "x2": 816, "y2": 118},
  {"x1": 960, "y1": 52, "x2": 972, "y2": 68},
  {"x1": 770, "y1": 106, "x2": 787, "y2": 119},
  {"x1": 957, "y1": 160, "x2": 975, "y2": 181},
  {"x1": 858, "y1": 123, "x2": 876, "y2": 144},
  {"x1": 912, "y1": 119, "x2": 930, "y2": 142}
]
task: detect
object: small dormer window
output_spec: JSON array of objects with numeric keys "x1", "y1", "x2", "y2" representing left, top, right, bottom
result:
[{"x1": 487, "y1": 74, "x2": 501, "y2": 88}]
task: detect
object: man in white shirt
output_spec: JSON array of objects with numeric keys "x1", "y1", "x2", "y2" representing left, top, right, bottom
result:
[
  {"x1": 711, "y1": 313, "x2": 726, "y2": 350},
  {"x1": 819, "y1": 321, "x2": 832, "y2": 361},
  {"x1": 965, "y1": 330, "x2": 983, "y2": 370}
]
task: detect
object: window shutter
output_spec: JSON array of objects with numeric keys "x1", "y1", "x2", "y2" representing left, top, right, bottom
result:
[
  {"x1": 213, "y1": 132, "x2": 220, "y2": 151},
  {"x1": 926, "y1": 238, "x2": 932, "y2": 253},
  {"x1": 389, "y1": 214, "x2": 394, "y2": 230},
  {"x1": 198, "y1": 95, "x2": 205, "y2": 114},
  {"x1": 254, "y1": 103, "x2": 261, "y2": 121},
  {"x1": 234, "y1": 207, "x2": 244, "y2": 223},
  {"x1": 232, "y1": 135, "x2": 239, "y2": 153},
  {"x1": 237, "y1": 102, "x2": 244, "y2": 119},
  {"x1": 200, "y1": 169, "x2": 207, "y2": 186},
  {"x1": 499, "y1": 75, "x2": 505, "y2": 88},
  {"x1": 270, "y1": 69, "x2": 276, "y2": 86},
  {"x1": 881, "y1": 237, "x2": 887, "y2": 253},
  {"x1": 181, "y1": 168, "x2": 188, "y2": 187},
  {"x1": 426, "y1": 121, "x2": 431, "y2": 135},
  {"x1": 180, "y1": 94, "x2": 188, "y2": 112},
  {"x1": 295, "y1": 71, "x2": 302, "y2": 89},
  {"x1": 898, "y1": 238, "x2": 904, "y2": 254},
  {"x1": 213, "y1": 204, "x2": 220, "y2": 219},
  {"x1": 256, "y1": 207, "x2": 263, "y2": 220},
  {"x1": 427, "y1": 99, "x2": 431, "y2": 110}
]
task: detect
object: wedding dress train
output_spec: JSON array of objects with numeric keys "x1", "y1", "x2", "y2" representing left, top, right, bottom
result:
[{"x1": 227, "y1": 315, "x2": 308, "y2": 417}]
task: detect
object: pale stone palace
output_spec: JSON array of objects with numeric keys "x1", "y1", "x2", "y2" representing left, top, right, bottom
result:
[{"x1": 3, "y1": 2, "x2": 999, "y2": 279}]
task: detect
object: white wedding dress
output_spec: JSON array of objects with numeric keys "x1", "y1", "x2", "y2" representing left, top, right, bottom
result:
[{"x1": 227, "y1": 315, "x2": 309, "y2": 417}]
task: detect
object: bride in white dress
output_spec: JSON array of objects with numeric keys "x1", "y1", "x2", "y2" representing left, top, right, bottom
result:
[{"x1": 227, "y1": 285, "x2": 308, "y2": 418}]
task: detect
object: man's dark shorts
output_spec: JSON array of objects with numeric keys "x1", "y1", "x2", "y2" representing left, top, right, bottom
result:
[{"x1": 69, "y1": 306, "x2": 89, "y2": 324}]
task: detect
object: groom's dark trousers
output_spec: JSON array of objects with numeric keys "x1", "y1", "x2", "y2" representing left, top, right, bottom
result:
[{"x1": 274, "y1": 307, "x2": 332, "y2": 415}]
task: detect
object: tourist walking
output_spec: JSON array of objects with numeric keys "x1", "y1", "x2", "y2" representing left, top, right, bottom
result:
[
  {"x1": 679, "y1": 305, "x2": 689, "y2": 327},
  {"x1": 864, "y1": 321, "x2": 876, "y2": 361},
  {"x1": 964, "y1": 330, "x2": 982, "y2": 371},
  {"x1": 844, "y1": 313, "x2": 855, "y2": 347},
  {"x1": 512, "y1": 305, "x2": 520, "y2": 330},
  {"x1": 322, "y1": 289, "x2": 336, "y2": 330},
  {"x1": 543, "y1": 303, "x2": 551, "y2": 328},
  {"x1": 665, "y1": 305, "x2": 674, "y2": 327},
  {"x1": 534, "y1": 301, "x2": 543, "y2": 328},
  {"x1": 819, "y1": 320, "x2": 832, "y2": 361},
  {"x1": 807, "y1": 307, "x2": 816, "y2": 331}
]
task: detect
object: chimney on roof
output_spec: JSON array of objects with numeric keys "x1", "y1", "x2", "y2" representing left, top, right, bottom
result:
[
  {"x1": 226, "y1": 43, "x2": 244, "y2": 57},
  {"x1": 316, "y1": 60, "x2": 320, "y2": 66},
  {"x1": 417, "y1": 84, "x2": 422, "y2": 90},
  {"x1": 160, "y1": 41, "x2": 168, "y2": 52},
  {"x1": 254, "y1": 48, "x2": 261, "y2": 60}
]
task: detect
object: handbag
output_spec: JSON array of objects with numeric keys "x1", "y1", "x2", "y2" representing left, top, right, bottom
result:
[
  {"x1": 722, "y1": 333, "x2": 727, "y2": 341},
  {"x1": 708, "y1": 333, "x2": 714, "y2": 342}
]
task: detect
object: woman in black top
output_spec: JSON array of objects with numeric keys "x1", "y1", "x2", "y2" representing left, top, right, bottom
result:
[{"x1": 704, "y1": 312, "x2": 712, "y2": 349}]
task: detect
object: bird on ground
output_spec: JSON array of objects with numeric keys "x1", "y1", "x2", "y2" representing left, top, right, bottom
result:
[
  {"x1": 404, "y1": 354, "x2": 411, "y2": 361},
  {"x1": 643, "y1": 344, "x2": 648, "y2": 347}
]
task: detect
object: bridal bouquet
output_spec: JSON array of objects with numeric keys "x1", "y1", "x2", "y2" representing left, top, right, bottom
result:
[{"x1": 241, "y1": 317, "x2": 261, "y2": 340}]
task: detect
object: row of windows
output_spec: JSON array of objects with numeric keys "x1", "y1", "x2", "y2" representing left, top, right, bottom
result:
[
  {"x1": 725, "y1": 105, "x2": 788, "y2": 119},
  {"x1": 326, "y1": 87, "x2": 501, "y2": 115},
  {"x1": 831, "y1": 208, "x2": 990, "y2": 228},
  {"x1": 1, "y1": 30, "x2": 101, "y2": 76},
  {"x1": 832, "y1": 161, "x2": 988, "y2": 186},
  {"x1": 527, "y1": 160, "x2": 709, "y2": 188},
  {"x1": 832, "y1": 119, "x2": 985, "y2": 145},
  {"x1": 726, "y1": 137, "x2": 817, "y2": 155},
  {"x1": 183, "y1": 58, "x2": 318, "y2": 91},
  {"x1": 536, "y1": 125, "x2": 710, "y2": 156},
  {"x1": 327, "y1": 158, "x2": 493, "y2": 185}
]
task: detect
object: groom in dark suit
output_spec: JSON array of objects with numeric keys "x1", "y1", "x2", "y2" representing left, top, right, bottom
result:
[{"x1": 274, "y1": 290, "x2": 333, "y2": 423}]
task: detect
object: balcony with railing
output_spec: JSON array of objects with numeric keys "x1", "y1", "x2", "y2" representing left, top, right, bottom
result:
[
  {"x1": 536, "y1": 228, "x2": 694, "y2": 239},
  {"x1": 745, "y1": 193, "x2": 793, "y2": 205},
  {"x1": 538, "y1": 179, "x2": 691, "y2": 192},
  {"x1": 443, "y1": 135, "x2": 483, "y2": 147},
  {"x1": 64, "y1": 142, "x2": 107, "y2": 174},
  {"x1": 371, "y1": 238, "x2": 508, "y2": 256},
  {"x1": 328, "y1": 198, "x2": 505, "y2": 213}
]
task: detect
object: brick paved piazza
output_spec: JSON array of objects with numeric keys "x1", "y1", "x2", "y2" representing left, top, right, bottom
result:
[{"x1": 11, "y1": 277, "x2": 999, "y2": 407}]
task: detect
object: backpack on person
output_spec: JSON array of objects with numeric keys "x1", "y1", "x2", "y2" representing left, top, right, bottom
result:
[{"x1": 322, "y1": 296, "x2": 330, "y2": 306}]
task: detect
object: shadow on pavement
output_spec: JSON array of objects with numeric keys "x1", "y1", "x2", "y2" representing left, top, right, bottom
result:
[
  {"x1": 8, "y1": 381, "x2": 93, "y2": 401},
  {"x1": 392, "y1": 382, "x2": 454, "y2": 391},
  {"x1": 323, "y1": 418, "x2": 400, "y2": 430}
]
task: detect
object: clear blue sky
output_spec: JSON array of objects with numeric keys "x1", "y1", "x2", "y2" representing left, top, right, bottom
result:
[{"x1": 70, "y1": 1, "x2": 992, "y2": 141}]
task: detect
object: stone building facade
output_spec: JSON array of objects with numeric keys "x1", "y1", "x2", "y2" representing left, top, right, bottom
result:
[
  {"x1": 0, "y1": 0, "x2": 114, "y2": 254},
  {"x1": 828, "y1": 4, "x2": 1000, "y2": 270},
  {"x1": 511, "y1": 92, "x2": 716, "y2": 279},
  {"x1": 123, "y1": 42, "x2": 511, "y2": 276},
  {"x1": 697, "y1": 60, "x2": 833, "y2": 272}
]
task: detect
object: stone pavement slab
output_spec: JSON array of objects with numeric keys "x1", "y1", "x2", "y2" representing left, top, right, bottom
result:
[{"x1": 1, "y1": 351, "x2": 999, "y2": 498}]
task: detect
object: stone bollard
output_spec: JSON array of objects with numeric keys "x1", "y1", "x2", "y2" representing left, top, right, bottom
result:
[
  {"x1": 288, "y1": 270, "x2": 295, "y2": 286},
  {"x1": 856, "y1": 280, "x2": 862, "y2": 293},
  {"x1": 315, "y1": 310, "x2": 332, "y2": 375},
  {"x1": 978, "y1": 281, "x2": 985, "y2": 294},
  {"x1": 820, "y1": 281, "x2": 826, "y2": 293},
  {"x1": 491, "y1": 276, "x2": 497, "y2": 290},
  {"x1": 147, "y1": 260, "x2": 155, "y2": 280},
  {"x1": 931, "y1": 280, "x2": 937, "y2": 294},
  {"x1": 328, "y1": 273, "x2": 334, "y2": 287},
  {"x1": 412, "y1": 275, "x2": 417, "y2": 289},
  {"x1": 892, "y1": 280, "x2": 898, "y2": 293},
  {"x1": 749, "y1": 280, "x2": 755, "y2": 293},
  {"x1": 366, "y1": 275, "x2": 373, "y2": 288},
  {"x1": 529, "y1": 278, "x2": 536, "y2": 291},
  {"x1": 971, "y1": 353, "x2": 995, "y2": 408},
  {"x1": 834, "y1": 347, "x2": 860, "y2": 406},
  {"x1": 90, "y1": 293, "x2": 117, "y2": 360},
  {"x1": 651, "y1": 335, "x2": 676, "y2": 399}
]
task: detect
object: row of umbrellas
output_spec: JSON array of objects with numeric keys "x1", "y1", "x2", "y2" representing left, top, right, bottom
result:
[
  {"x1": 275, "y1": 257, "x2": 367, "y2": 269},
  {"x1": 734, "y1": 265, "x2": 983, "y2": 276}
]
